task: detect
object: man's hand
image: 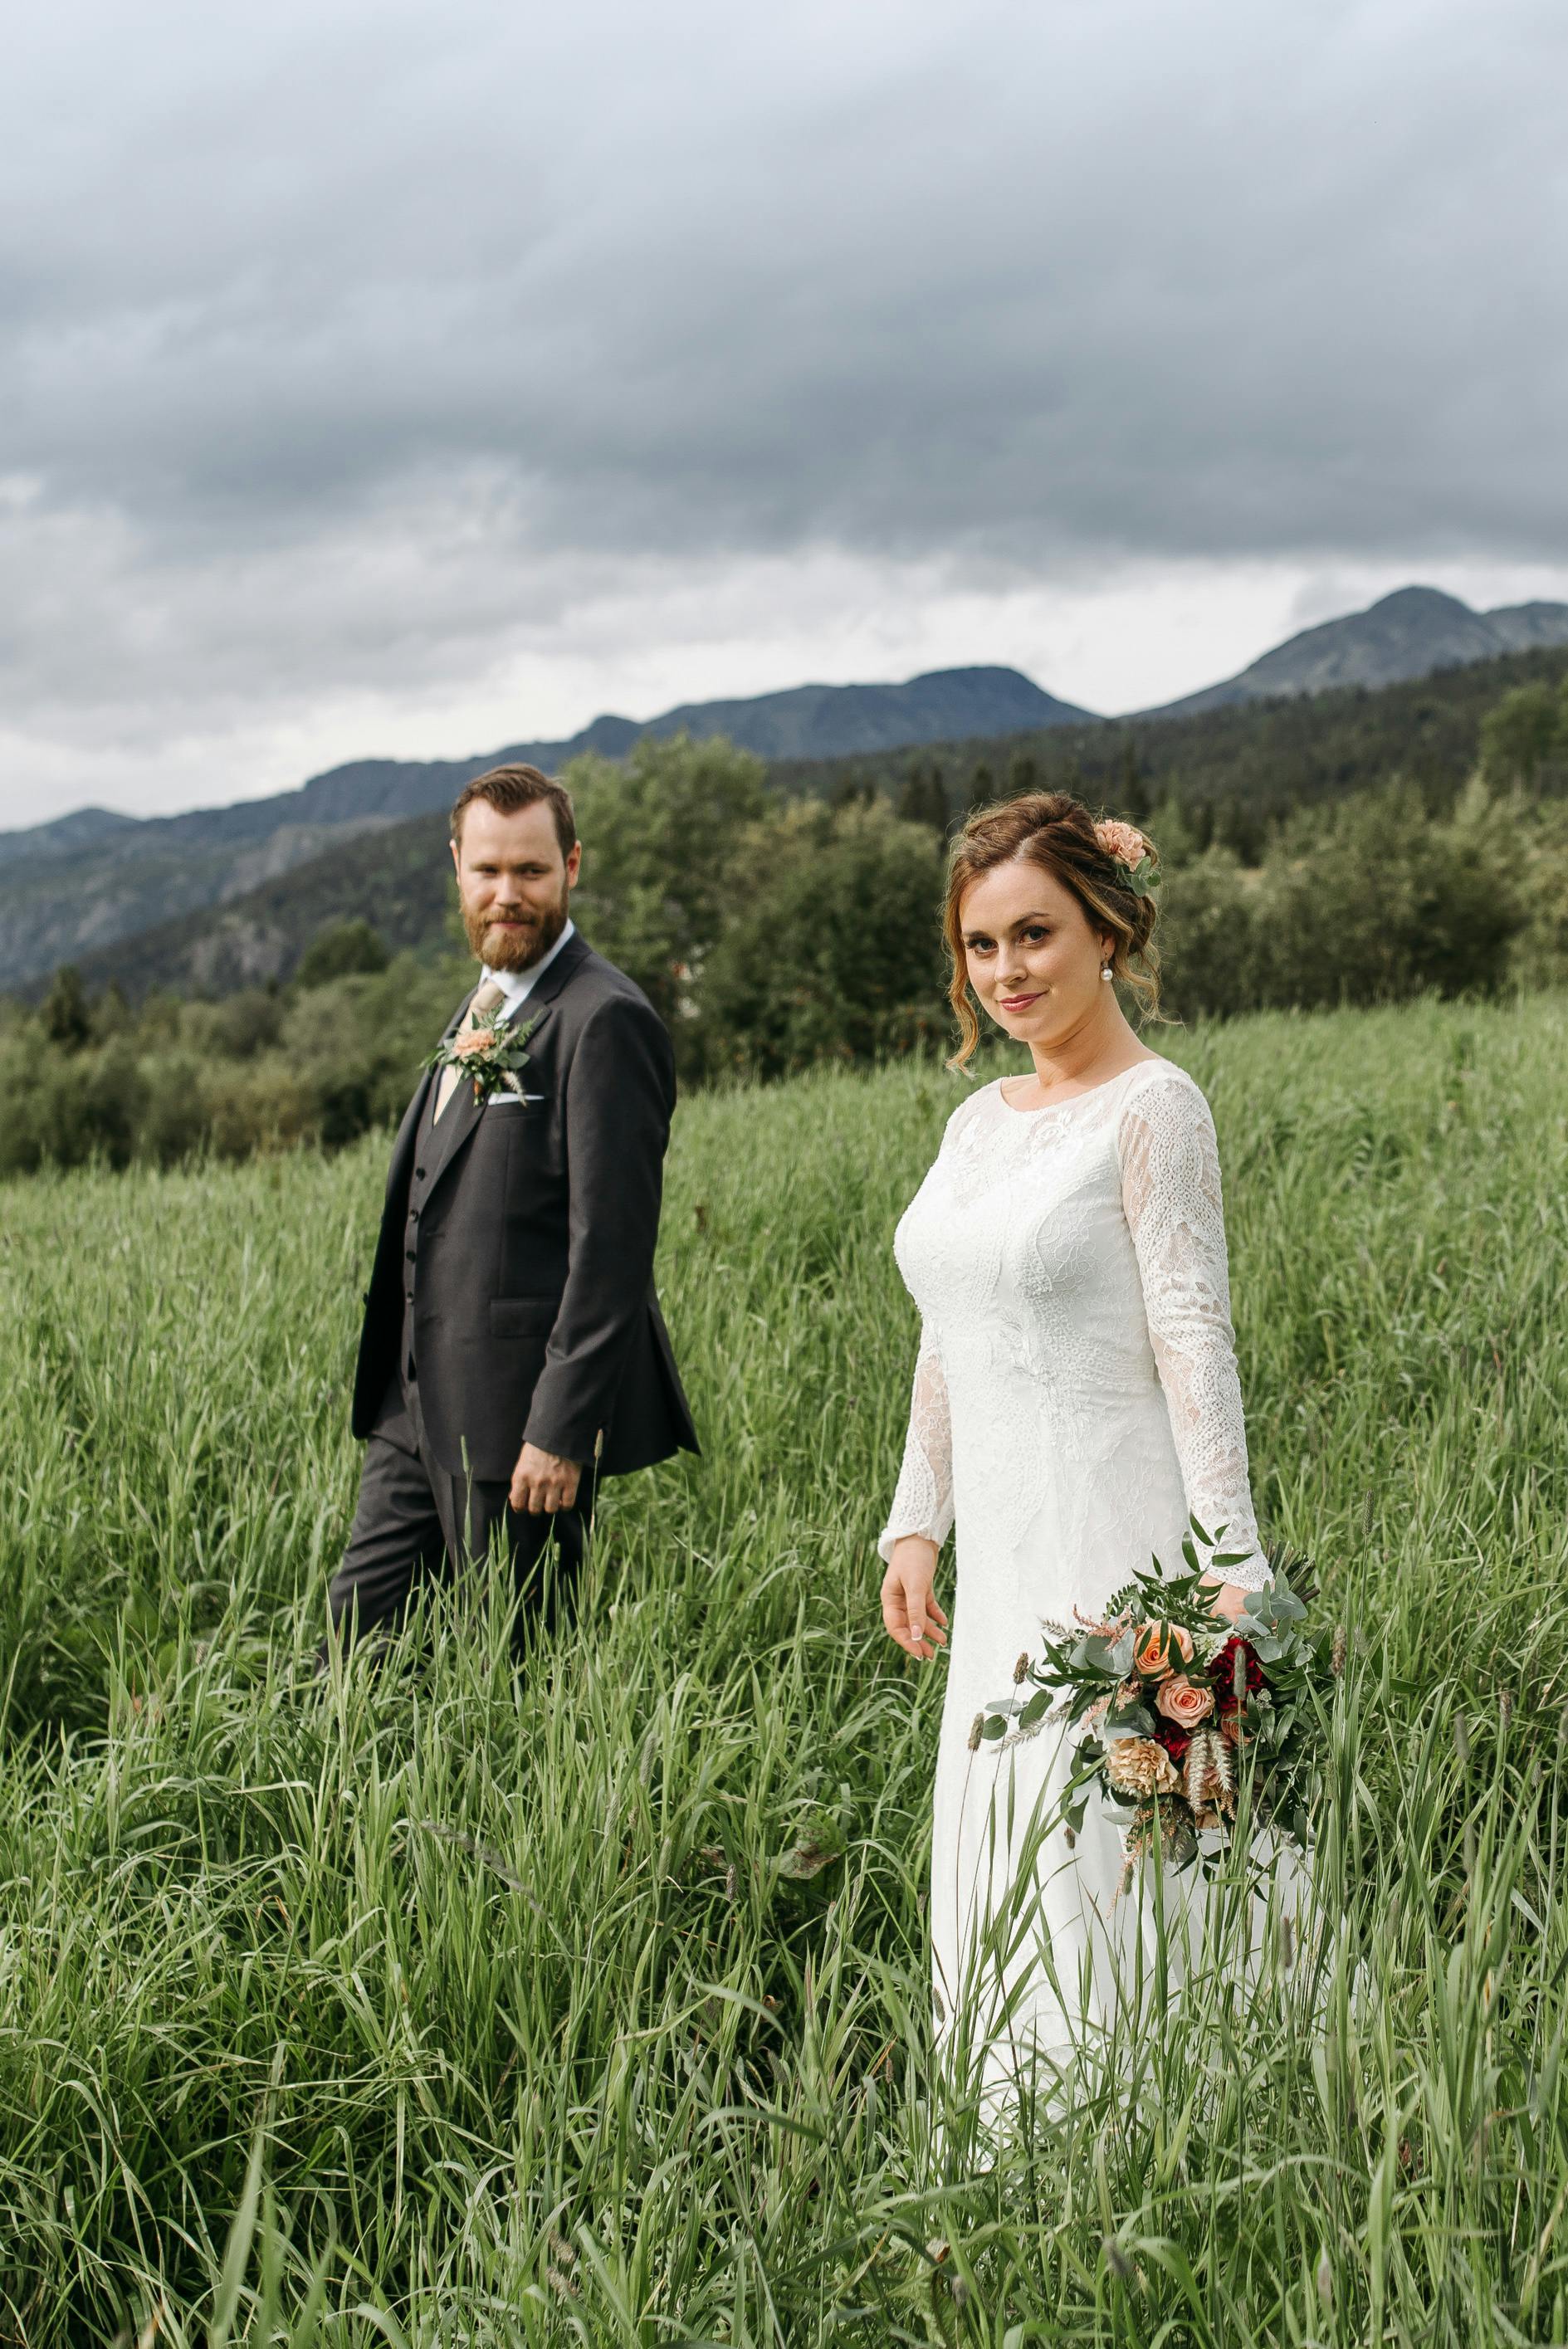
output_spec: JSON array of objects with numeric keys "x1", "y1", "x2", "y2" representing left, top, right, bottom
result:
[
  {"x1": 881, "y1": 1535, "x2": 949, "y2": 1662},
  {"x1": 509, "y1": 1442, "x2": 583, "y2": 1516}
]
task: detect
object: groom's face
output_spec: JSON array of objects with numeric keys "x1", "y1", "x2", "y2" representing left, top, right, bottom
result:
[{"x1": 451, "y1": 798, "x2": 582, "y2": 971}]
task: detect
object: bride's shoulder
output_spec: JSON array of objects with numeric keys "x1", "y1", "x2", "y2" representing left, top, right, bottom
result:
[
  {"x1": 1114, "y1": 1054, "x2": 1214, "y2": 1131},
  {"x1": 938, "y1": 1077, "x2": 1001, "y2": 1141}
]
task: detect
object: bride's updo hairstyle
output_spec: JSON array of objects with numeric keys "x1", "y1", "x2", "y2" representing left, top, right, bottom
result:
[{"x1": 943, "y1": 791, "x2": 1163, "y2": 1069}]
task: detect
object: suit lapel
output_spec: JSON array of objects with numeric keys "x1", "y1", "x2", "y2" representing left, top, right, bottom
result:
[{"x1": 420, "y1": 933, "x2": 589, "y2": 1205}]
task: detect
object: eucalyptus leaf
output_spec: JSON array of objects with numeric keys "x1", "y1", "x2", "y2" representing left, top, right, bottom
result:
[{"x1": 1106, "y1": 1702, "x2": 1155, "y2": 1736}]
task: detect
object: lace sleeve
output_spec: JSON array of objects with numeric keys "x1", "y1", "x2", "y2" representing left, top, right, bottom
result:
[
  {"x1": 1117, "y1": 1072, "x2": 1272, "y2": 1590},
  {"x1": 877, "y1": 1320, "x2": 955, "y2": 1565}
]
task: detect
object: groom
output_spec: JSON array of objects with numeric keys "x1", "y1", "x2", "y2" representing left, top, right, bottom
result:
[{"x1": 327, "y1": 761, "x2": 699, "y2": 1662}]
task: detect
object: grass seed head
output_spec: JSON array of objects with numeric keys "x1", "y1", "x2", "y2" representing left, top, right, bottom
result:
[{"x1": 1103, "y1": 2237, "x2": 1134, "y2": 2284}]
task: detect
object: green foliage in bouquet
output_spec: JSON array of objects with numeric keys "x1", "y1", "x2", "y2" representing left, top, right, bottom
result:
[{"x1": 979, "y1": 1515, "x2": 1341, "y2": 1887}]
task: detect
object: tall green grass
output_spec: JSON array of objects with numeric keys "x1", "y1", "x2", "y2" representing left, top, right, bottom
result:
[{"x1": 2, "y1": 994, "x2": 1566, "y2": 2344}]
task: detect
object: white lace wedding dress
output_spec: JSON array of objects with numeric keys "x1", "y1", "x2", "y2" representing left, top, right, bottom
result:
[{"x1": 879, "y1": 1057, "x2": 1310, "y2": 2122}]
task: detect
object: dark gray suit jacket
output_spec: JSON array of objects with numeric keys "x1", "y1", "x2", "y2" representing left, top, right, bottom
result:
[{"x1": 352, "y1": 930, "x2": 699, "y2": 1482}]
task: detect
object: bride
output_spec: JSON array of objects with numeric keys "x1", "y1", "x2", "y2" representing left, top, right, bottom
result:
[{"x1": 877, "y1": 791, "x2": 1301, "y2": 2128}]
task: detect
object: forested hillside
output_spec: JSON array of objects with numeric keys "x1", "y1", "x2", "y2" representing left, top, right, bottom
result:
[
  {"x1": 35, "y1": 640, "x2": 1568, "y2": 1011},
  {"x1": 784, "y1": 642, "x2": 1568, "y2": 857},
  {"x1": 0, "y1": 667, "x2": 1083, "y2": 993},
  {"x1": 5, "y1": 658, "x2": 1568, "y2": 1176}
]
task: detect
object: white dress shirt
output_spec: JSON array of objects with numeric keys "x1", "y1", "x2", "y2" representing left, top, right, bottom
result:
[{"x1": 483, "y1": 916, "x2": 575, "y2": 1019}]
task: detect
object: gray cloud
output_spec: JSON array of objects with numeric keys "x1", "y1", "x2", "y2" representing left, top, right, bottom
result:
[{"x1": 2, "y1": 0, "x2": 1566, "y2": 819}]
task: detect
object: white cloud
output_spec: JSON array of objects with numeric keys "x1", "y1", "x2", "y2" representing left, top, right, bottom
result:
[{"x1": 2, "y1": 0, "x2": 1565, "y2": 824}]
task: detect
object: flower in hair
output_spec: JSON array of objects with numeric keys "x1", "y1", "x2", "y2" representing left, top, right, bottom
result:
[{"x1": 1093, "y1": 818, "x2": 1158, "y2": 896}]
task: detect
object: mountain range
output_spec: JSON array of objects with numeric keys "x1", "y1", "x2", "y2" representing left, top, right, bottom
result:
[
  {"x1": 4, "y1": 666, "x2": 1087, "y2": 871},
  {"x1": 3, "y1": 584, "x2": 1567, "y2": 996},
  {"x1": 1142, "y1": 584, "x2": 1568, "y2": 717}
]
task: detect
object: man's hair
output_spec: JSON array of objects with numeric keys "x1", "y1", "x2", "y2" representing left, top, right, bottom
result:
[{"x1": 449, "y1": 764, "x2": 577, "y2": 858}]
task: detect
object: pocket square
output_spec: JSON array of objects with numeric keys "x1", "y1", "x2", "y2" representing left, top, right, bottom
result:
[{"x1": 486, "y1": 1091, "x2": 545, "y2": 1108}]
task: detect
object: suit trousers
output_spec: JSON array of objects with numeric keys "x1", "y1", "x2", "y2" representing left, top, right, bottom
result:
[{"x1": 325, "y1": 1371, "x2": 598, "y2": 1663}]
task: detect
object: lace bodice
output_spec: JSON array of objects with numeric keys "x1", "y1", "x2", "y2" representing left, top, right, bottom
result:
[{"x1": 878, "y1": 1059, "x2": 1271, "y2": 1590}]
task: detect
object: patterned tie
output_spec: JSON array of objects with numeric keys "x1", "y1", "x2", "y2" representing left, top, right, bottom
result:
[{"x1": 433, "y1": 977, "x2": 507, "y2": 1121}]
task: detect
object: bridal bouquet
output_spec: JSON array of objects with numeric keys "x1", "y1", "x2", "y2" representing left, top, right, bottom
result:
[{"x1": 979, "y1": 1518, "x2": 1338, "y2": 1883}]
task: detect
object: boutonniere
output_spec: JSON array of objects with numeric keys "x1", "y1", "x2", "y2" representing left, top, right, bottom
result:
[{"x1": 425, "y1": 1008, "x2": 542, "y2": 1104}]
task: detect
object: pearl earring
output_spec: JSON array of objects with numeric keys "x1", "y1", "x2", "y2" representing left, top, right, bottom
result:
[{"x1": 1101, "y1": 963, "x2": 1113, "y2": 983}]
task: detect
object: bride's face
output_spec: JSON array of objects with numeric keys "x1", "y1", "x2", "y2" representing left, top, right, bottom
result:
[{"x1": 960, "y1": 855, "x2": 1113, "y2": 1046}]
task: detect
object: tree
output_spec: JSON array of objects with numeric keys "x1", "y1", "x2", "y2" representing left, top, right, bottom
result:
[
  {"x1": 1480, "y1": 682, "x2": 1563, "y2": 793},
  {"x1": 92, "y1": 979, "x2": 132, "y2": 1042},
  {"x1": 1154, "y1": 852, "x2": 1259, "y2": 1021},
  {"x1": 1255, "y1": 777, "x2": 1522, "y2": 1008},
  {"x1": 564, "y1": 732, "x2": 770, "y2": 1046},
  {"x1": 1116, "y1": 745, "x2": 1150, "y2": 823},
  {"x1": 699, "y1": 799, "x2": 948, "y2": 1077},
  {"x1": 42, "y1": 965, "x2": 91, "y2": 1052},
  {"x1": 294, "y1": 919, "x2": 390, "y2": 989},
  {"x1": 896, "y1": 761, "x2": 949, "y2": 834}
]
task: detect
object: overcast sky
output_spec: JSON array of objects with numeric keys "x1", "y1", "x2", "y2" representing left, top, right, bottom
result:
[{"x1": 3, "y1": 0, "x2": 1566, "y2": 826}]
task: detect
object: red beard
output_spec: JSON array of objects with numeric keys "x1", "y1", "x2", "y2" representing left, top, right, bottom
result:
[{"x1": 462, "y1": 887, "x2": 569, "y2": 971}]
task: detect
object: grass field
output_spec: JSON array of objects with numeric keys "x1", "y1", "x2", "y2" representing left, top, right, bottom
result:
[{"x1": 2, "y1": 994, "x2": 1568, "y2": 2345}]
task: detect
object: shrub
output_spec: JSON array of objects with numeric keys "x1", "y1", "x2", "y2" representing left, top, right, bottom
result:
[{"x1": 136, "y1": 1052, "x2": 215, "y2": 1166}]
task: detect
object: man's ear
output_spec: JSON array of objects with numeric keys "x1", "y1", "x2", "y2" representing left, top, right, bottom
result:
[
  {"x1": 566, "y1": 840, "x2": 583, "y2": 886},
  {"x1": 449, "y1": 837, "x2": 462, "y2": 880}
]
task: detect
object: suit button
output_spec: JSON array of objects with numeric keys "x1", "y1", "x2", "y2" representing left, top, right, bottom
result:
[{"x1": 414, "y1": 1165, "x2": 426, "y2": 1180}]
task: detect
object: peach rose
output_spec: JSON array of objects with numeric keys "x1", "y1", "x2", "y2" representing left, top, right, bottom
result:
[
  {"x1": 1155, "y1": 1673, "x2": 1214, "y2": 1729},
  {"x1": 1103, "y1": 1737, "x2": 1182, "y2": 1797},
  {"x1": 453, "y1": 1028, "x2": 497, "y2": 1058},
  {"x1": 1132, "y1": 1621, "x2": 1194, "y2": 1680},
  {"x1": 1095, "y1": 818, "x2": 1150, "y2": 869}
]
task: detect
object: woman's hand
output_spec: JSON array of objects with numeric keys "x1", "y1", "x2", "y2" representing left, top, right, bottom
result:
[
  {"x1": 882, "y1": 1536, "x2": 949, "y2": 1662},
  {"x1": 1199, "y1": 1575, "x2": 1252, "y2": 1624}
]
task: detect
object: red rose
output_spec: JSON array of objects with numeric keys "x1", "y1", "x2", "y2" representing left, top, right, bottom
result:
[
  {"x1": 1209, "y1": 1634, "x2": 1265, "y2": 1695},
  {"x1": 1150, "y1": 1718, "x2": 1191, "y2": 1762}
]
